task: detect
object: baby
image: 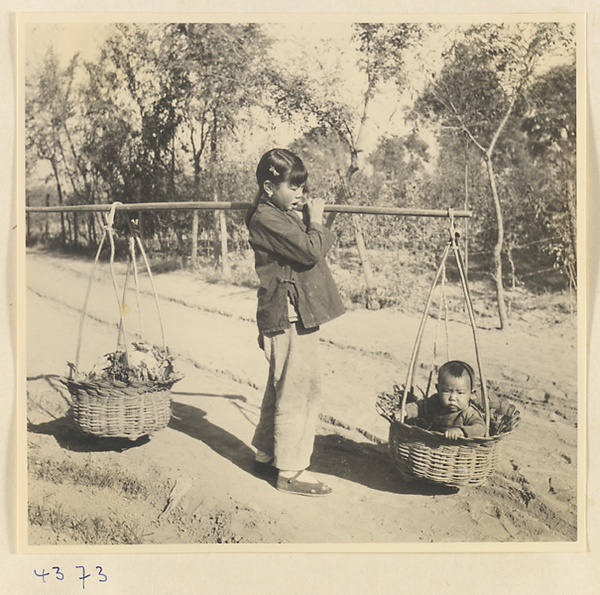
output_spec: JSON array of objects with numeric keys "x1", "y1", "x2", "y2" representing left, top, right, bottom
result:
[{"x1": 397, "y1": 360, "x2": 486, "y2": 440}]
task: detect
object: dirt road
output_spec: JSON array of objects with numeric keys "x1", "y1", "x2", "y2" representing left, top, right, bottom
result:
[{"x1": 25, "y1": 251, "x2": 579, "y2": 547}]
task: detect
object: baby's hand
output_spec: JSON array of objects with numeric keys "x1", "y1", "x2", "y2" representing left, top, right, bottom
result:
[
  {"x1": 444, "y1": 427, "x2": 465, "y2": 440},
  {"x1": 392, "y1": 409, "x2": 404, "y2": 423}
]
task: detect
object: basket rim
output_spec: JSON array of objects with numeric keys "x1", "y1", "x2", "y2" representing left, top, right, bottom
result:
[
  {"x1": 62, "y1": 372, "x2": 183, "y2": 391},
  {"x1": 389, "y1": 418, "x2": 514, "y2": 445}
]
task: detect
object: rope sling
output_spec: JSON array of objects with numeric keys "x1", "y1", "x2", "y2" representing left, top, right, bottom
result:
[
  {"x1": 401, "y1": 209, "x2": 490, "y2": 435},
  {"x1": 63, "y1": 202, "x2": 180, "y2": 440},
  {"x1": 377, "y1": 210, "x2": 519, "y2": 487}
]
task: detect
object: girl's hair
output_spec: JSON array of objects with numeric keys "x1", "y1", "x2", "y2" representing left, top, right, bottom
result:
[
  {"x1": 245, "y1": 148, "x2": 308, "y2": 228},
  {"x1": 438, "y1": 360, "x2": 475, "y2": 391}
]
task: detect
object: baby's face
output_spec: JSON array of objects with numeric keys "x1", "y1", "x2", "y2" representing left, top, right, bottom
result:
[{"x1": 437, "y1": 373, "x2": 472, "y2": 412}]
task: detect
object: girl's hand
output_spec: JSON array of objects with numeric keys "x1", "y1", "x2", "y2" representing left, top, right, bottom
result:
[
  {"x1": 445, "y1": 427, "x2": 465, "y2": 440},
  {"x1": 305, "y1": 197, "x2": 325, "y2": 225}
]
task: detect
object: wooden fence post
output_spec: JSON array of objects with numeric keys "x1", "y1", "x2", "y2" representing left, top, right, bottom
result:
[
  {"x1": 191, "y1": 209, "x2": 199, "y2": 268},
  {"x1": 219, "y1": 209, "x2": 230, "y2": 278},
  {"x1": 45, "y1": 193, "x2": 50, "y2": 239}
]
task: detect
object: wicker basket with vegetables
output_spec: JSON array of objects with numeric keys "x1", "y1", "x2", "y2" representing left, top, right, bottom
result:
[{"x1": 63, "y1": 203, "x2": 183, "y2": 440}]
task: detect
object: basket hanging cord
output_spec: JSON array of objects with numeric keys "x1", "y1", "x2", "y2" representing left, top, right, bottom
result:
[
  {"x1": 131, "y1": 226, "x2": 167, "y2": 351},
  {"x1": 442, "y1": 264, "x2": 450, "y2": 361},
  {"x1": 427, "y1": 252, "x2": 453, "y2": 399},
  {"x1": 115, "y1": 249, "x2": 133, "y2": 352},
  {"x1": 73, "y1": 220, "x2": 108, "y2": 378},
  {"x1": 452, "y1": 235, "x2": 491, "y2": 434},
  {"x1": 401, "y1": 241, "x2": 451, "y2": 421},
  {"x1": 105, "y1": 203, "x2": 131, "y2": 367},
  {"x1": 115, "y1": 232, "x2": 145, "y2": 349},
  {"x1": 129, "y1": 233, "x2": 143, "y2": 337},
  {"x1": 447, "y1": 207, "x2": 490, "y2": 433},
  {"x1": 400, "y1": 209, "x2": 490, "y2": 436},
  {"x1": 72, "y1": 202, "x2": 127, "y2": 377}
]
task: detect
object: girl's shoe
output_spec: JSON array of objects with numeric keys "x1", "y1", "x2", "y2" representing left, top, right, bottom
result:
[{"x1": 276, "y1": 471, "x2": 332, "y2": 497}]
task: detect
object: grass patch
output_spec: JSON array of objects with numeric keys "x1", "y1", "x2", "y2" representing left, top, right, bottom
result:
[
  {"x1": 29, "y1": 458, "x2": 148, "y2": 498},
  {"x1": 28, "y1": 502, "x2": 144, "y2": 545}
]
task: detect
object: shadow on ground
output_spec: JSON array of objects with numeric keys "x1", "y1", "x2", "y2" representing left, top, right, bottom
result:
[
  {"x1": 169, "y1": 401, "x2": 257, "y2": 475},
  {"x1": 171, "y1": 391, "x2": 248, "y2": 403},
  {"x1": 26, "y1": 378, "x2": 458, "y2": 495},
  {"x1": 310, "y1": 433, "x2": 459, "y2": 496},
  {"x1": 169, "y1": 403, "x2": 457, "y2": 495},
  {"x1": 27, "y1": 416, "x2": 152, "y2": 452}
]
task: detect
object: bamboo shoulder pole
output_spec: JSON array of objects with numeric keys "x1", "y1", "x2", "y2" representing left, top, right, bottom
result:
[{"x1": 26, "y1": 201, "x2": 472, "y2": 218}]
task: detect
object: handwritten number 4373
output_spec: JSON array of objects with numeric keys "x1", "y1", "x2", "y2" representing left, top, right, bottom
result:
[{"x1": 34, "y1": 566, "x2": 107, "y2": 588}]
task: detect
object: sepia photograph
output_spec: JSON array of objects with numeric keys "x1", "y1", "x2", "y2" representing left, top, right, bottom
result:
[{"x1": 18, "y1": 13, "x2": 585, "y2": 552}]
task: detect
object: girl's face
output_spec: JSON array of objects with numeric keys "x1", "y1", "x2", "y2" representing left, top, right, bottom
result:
[
  {"x1": 266, "y1": 179, "x2": 305, "y2": 212},
  {"x1": 436, "y1": 373, "x2": 472, "y2": 412}
]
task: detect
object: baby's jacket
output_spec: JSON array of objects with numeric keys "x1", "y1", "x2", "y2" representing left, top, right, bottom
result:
[{"x1": 402, "y1": 393, "x2": 486, "y2": 438}]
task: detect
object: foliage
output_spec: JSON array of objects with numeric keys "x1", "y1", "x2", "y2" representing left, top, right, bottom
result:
[
  {"x1": 25, "y1": 21, "x2": 578, "y2": 301},
  {"x1": 519, "y1": 62, "x2": 577, "y2": 287},
  {"x1": 410, "y1": 23, "x2": 575, "y2": 326},
  {"x1": 89, "y1": 341, "x2": 179, "y2": 384}
]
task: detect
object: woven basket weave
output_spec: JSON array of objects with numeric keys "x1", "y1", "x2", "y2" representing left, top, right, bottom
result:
[
  {"x1": 388, "y1": 421, "x2": 503, "y2": 487},
  {"x1": 64, "y1": 376, "x2": 180, "y2": 440},
  {"x1": 377, "y1": 391, "x2": 519, "y2": 487}
]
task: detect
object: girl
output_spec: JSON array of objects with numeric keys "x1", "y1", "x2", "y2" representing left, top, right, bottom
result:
[{"x1": 246, "y1": 148, "x2": 345, "y2": 497}]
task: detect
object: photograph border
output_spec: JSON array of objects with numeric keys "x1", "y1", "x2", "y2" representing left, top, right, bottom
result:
[{"x1": 15, "y1": 10, "x2": 588, "y2": 556}]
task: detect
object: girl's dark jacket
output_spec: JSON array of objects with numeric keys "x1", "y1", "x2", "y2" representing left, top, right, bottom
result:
[{"x1": 248, "y1": 201, "x2": 345, "y2": 334}]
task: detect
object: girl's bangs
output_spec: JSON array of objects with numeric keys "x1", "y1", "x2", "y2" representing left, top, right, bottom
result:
[{"x1": 289, "y1": 162, "x2": 308, "y2": 188}]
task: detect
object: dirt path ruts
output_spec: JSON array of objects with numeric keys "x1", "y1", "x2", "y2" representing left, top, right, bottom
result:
[{"x1": 25, "y1": 251, "x2": 579, "y2": 545}]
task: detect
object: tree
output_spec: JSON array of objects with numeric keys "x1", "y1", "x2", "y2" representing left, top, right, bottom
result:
[
  {"x1": 267, "y1": 23, "x2": 423, "y2": 307},
  {"x1": 161, "y1": 23, "x2": 271, "y2": 269},
  {"x1": 414, "y1": 23, "x2": 573, "y2": 328},
  {"x1": 26, "y1": 47, "x2": 80, "y2": 245},
  {"x1": 520, "y1": 61, "x2": 577, "y2": 288}
]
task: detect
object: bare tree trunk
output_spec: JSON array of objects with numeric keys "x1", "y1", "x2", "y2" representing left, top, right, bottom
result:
[
  {"x1": 452, "y1": 82, "x2": 519, "y2": 330},
  {"x1": 506, "y1": 240, "x2": 516, "y2": 318},
  {"x1": 351, "y1": 214, "x2": 378, "y2": 309},
  {"x1": 464, "y1": 160, "x2": 469, "y2": 278},
  {"x1": 191, "y1": 147, "x2": 202, "y2": 268},
  {"x1": 50, "y1": 158, "x2": 66, "y2": 246},
  {"x1": 209, "y1": 112, "x2": 224, "y2": 268},
  {"x1": 186, "y1": 101, "x2": 206, "y2": 266},
  {"x1": 191, "y1": 210, "x2": 199, "y2": 268},
  {"x1": 66, "y1": 214, "x2": 73, "y2": 246},
  {"x1": 212, "y1": 184, "x2": 221, "y2": 264},
  {"x1": 88, "y1": 212, "x2": 97, "y2": 248},
  {"x1": 485, "y1": 157, "x2": 508, "y2": 329},
  {"x1": 328, "y1": 167, "x2": 377, "y2": 306},
  {"x1": 138, "y1": 211, "x2": 144, "y2": 243},
  {"x1": 325, "y1": 154, "x2": 358, "y2": 229}
]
